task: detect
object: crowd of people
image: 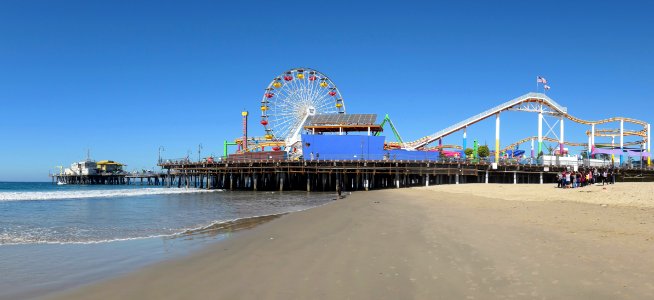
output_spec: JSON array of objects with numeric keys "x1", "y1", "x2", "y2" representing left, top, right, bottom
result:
[{"x1": 556, "y1": 168, "x2": 616, "y2": 188}]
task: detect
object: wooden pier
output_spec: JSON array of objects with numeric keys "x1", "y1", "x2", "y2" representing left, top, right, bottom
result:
[
  {"x1": 50, "y1": 160, "x2": 654, "y2": 190},
  {"x1": 51, "y1": 173, "x2": 167, "y2": 186},
  {"x1": 157, "y1": 159, "x2": 654, "y2": 191}
]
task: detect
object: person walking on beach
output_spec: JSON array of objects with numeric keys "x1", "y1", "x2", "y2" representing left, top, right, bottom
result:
[
  {"x1": 556, "y1": 172, "x2": 562, "y2": 188},
  {"x1": 602, "y1": 170, "x2": 608, "y2": 186},
  {"x1": 565, "y1": 172, "x2": 571, "y2": 189}
]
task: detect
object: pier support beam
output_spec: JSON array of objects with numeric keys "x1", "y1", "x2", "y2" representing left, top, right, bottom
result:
[
  {"x1": 455, "y1": 173, "x2": 459, "y2": 185},
  {"x1": 485, "y1": 171, "x2": 489, "y2": 184},
  {"x1": 425, "y1": 174, "x2": 430, "y2": 187},
  {"x1": 495, "y1": 113, "x2": 500, "y2": 163},
  {"x1": 539, "y1": 172, "x2": 543, "y2": 184},
  {"x1": 513, "y1": 172, "x2": 517, "y2": 184}
]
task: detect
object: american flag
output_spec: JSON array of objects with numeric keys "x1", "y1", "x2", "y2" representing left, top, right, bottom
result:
[
  {"x1": 537, "y1": 76, "x2": 547, "y2": 84},
  {"x1": 544, "y1": 84, "x2": 551, "y2": 90}
]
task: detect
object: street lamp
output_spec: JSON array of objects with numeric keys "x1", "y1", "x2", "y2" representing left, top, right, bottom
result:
[{"x1": 158, "y1": 146, "x2": 165, "y2": 164}]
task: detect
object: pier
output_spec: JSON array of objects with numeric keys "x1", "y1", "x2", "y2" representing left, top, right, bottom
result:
[
  {"x1": 51, "y1": 172, "x2": 167, "y2": 186},
  {"x1": 158, "y1": 159, "x2": 654, "y2": 191}
]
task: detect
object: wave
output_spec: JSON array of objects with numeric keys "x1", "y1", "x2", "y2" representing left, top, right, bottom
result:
[
  {"x1": 0, "y1": 188, "x2": 222, "y2": 201},
  {"x1": 0, "y1": 213, "x2": 286, "y2": 246}
]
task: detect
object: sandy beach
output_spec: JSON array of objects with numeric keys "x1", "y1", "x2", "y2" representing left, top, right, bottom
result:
[{"x1": 48, "y1": 183, "x2": 654, "y2": 299}]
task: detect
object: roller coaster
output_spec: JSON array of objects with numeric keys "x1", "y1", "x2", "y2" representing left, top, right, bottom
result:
[{"x1": 401, "y1": 92, "x2": 651, "y2": 166}]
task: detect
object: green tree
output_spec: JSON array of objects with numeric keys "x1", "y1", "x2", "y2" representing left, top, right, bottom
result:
[
  {"x1": 464, "y1": 148, "x2": 474, "y2": 157},
  {"x1": 478, "y1": 145, "x2": 490, "y2": 158}
]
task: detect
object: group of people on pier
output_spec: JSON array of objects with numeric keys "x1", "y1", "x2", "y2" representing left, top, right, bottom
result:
[{"x1": 556, "y1": 168, "x2": 616, "y2": 189}]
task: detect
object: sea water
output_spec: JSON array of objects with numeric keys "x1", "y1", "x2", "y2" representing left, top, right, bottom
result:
[{"x1": 0, "y1": 182, "x2": 335, "y2": 299}]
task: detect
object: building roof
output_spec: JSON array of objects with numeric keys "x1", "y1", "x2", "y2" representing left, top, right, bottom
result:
[
  {"x1": 96, "y1": 160, "x2": 125, "y2": 166},
  {"x1": 305, "y1": 114, "x2": 377, "y2": 126}
]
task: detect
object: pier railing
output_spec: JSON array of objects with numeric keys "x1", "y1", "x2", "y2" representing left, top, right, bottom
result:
[{"x1": 158, "y1": 153, "x2": 653, "y2": 171}]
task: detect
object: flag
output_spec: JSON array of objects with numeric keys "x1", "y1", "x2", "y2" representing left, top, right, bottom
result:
[
  {"x1": 544, "y1": 84, "x2": 551, "y2": 90},
  {"x1": 537, "y1": 76, "x2": 547, "y2": 84}
]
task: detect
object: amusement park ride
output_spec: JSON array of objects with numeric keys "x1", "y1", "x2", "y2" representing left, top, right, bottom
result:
[{"x1": 226, "y1": 68, "x2": 651, "y2": 167}]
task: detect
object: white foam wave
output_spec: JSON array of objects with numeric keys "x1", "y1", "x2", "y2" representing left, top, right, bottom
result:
[
  {"x1": 0, "y1": 232, "x2": 174, "y2": 246},
  {"x1": 0, "y1": 188, "x2": 222, "y2": 201}
]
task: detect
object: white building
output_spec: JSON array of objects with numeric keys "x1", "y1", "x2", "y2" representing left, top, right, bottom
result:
[{"x1": 64, "y1": 160, "x2": 98, "y2": 176}]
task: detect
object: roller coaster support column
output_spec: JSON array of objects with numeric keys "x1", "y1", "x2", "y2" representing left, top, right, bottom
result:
[
  {"x1": 495, "y1": 113, "x2": 500, "y2": 163},
  {"x1": 648, "y1": 124, "x2": 651, "y2": 167},
  {"x1": 559, "y1": 116, "x2": 565, "y2": 155},
  {"x1": 531, "y1": 138, "x2": 535, "y2": 159},
  {"x1": 591, "y1": 124, "x2": 596, "y2": 150},
  {"x1": 462, "y1": 127, "x2": 467, "y2": 159},
  {"x1": 611, "y1": 136, "x2": 616, "y2": 164},
  {"x1": 620, "y1": 120, "x2": 624, "y2": 166},
  {"x1": 538, "y1": 111, "x2": 543, "y2": 158},
  {"x1": 588, "y1": 124, "x2": 594, "y2": 155}
]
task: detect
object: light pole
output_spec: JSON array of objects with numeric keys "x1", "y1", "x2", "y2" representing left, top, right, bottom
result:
[
  {"x1": 198, "y1": 144, "x2": 203, "y2": 162},
  {"x1": 158, "y1": 146, "x2": 165, "y2": 164}
]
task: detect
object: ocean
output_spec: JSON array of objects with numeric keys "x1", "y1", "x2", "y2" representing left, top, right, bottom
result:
[{"x1": 0, "y1": 182, "x2": 335, "y2": 299}]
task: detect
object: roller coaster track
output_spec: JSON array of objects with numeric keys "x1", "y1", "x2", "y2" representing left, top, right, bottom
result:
[
  {"x1": 585, "y1": 129, "x2": 647, "y2": 137},
  {"x1": 501, "y1": 136, "x2": 644, "y2": 152},
  {"x1": 405, "y1": 92, "x2": 648, "y2": 150}
]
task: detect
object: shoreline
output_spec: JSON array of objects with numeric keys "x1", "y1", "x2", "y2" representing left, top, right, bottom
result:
[
  {"x1": 45, "y1": 183, "x2": 654, "y2": 299},
  {"x1": 0, "y1": 190, "x2": 338, "y2": 300}
]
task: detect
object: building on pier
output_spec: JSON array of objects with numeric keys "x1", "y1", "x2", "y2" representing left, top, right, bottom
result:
[{"x1": 96, "y1": 160, "x2": 125, "y2": 173}]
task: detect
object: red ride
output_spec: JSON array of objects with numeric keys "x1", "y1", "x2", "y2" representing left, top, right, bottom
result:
[
  {"x1": 329, "y1": 91, "x2": 337, "y2": 96},
  {"x1": 260, "y1": 120, "x2": 268, "y2": 126},
  {"x1": 284, "y1": 75, "x2": 293, "y2": 81},
  {"x1": 265, "y1": 93, "x2": 274, "y2": 98},
  {"x1": 309, "y1": 76, "x2": 317, "y2": 81}
]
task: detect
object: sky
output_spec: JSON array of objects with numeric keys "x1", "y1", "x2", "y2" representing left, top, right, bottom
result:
[{"x1": 1, "y1": 0, "x2": 652, "y2": 181}]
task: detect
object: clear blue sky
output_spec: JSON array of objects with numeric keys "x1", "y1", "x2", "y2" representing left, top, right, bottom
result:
[{"x1": 1, "y1": 0, "x2": 652, "y2": 181}]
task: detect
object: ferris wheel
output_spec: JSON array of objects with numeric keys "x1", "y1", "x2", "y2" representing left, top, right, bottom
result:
[{"x1": 260, "y1": 68, "x2": 346, "y2": 147}]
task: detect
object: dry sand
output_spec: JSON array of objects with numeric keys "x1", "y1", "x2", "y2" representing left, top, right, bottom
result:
[
  {"x1": 429, "y1": 182, "x2": 654, "y2": 207},
  {"x1": 47, "y1": 183, "x2": 654, "y2": 300}
]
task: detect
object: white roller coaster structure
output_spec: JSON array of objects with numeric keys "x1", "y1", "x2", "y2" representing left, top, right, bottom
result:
[{"x1": 403, "y1": 92, "x2": 650, "y2": 166}]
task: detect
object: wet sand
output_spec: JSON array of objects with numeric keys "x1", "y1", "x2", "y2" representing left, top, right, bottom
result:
[{"x1": 48, "y1": 184, "x2": 654, "y2": 299}]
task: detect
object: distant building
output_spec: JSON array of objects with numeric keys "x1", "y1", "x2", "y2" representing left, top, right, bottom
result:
[
  {"x1": 64, "y1": 159, "x2": 98, "y2": 176},
  {"x1": 63, "y1": 159, "x2": 126, "y2": 175},
  {"x1": 96, "y1": 160, "x2": 125, "y2": 173}
]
